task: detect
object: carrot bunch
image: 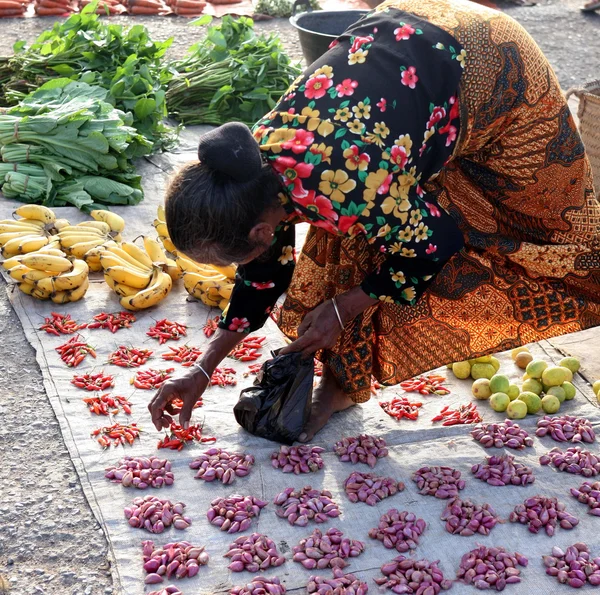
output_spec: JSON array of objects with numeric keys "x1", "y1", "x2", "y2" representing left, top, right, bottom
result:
[
  {"x1": 0, "y1": 0, "x2": 27, "y2": 18},
  {"x1": 79, "y1": 0, "x2": 126, "y2": 14},
  {"x1": 169, "y1": 0, "x2": 205, "y2": 16},
  {"x1": 126, "y1": 0, "x2": 169, "y2": 15},
  {"x1": 35, "y1": 0, "x2": 76, "y2": 16}
]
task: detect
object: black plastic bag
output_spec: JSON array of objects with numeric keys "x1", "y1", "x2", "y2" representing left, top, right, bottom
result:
[{"x1": 234, "y1": 350, "x2": 314, "y2": 445}]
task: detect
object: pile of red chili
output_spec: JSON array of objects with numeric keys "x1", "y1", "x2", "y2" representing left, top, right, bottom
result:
[
  {"x1": 131, "y1": 368, "x2": 174, "y2": 390},
  {"x1": 157, "y1": 422, "x2": 216, "y2": 450},
  {"x1": 203, "y1": 316, "x2": 220, "y2": 338},
  {"x1": 432, "y1": 403, "x2": 482, "y2": 426},
  {"x1": 40, "y1": 312, "x2": 86, "y2": 335},
  {"x1": 229, "y1": 336, "x2": 265, "y2": 362},
  {"x1": 55, "y1": 335, "x2": 96, "y2": 367},
  {"x1": 379, "y1": 396, "x2": 423, "y2": 421},
  {"x1": 161, "y1": 346, "x2": 202, "y2": 367},
  {"x1": 109, "y1": 346, "x2": 153, "y2": 368},
  {"x1": 87, "y1": 312, "x2": 136, "y2": 333},
  {"x1": 169, "y1": 397, "x2": 203, "y2": 414},
  {"x1": 147, "y1": 319, "x2": 187, "y2": 344},
  {"x1": 84, "y1": 394, "x2": 132, "y2": 416},
  {"x1": 210, "y1": 367, "x2": 237, "y2": 387},
  {"x1": 92, "y1": 423, "x2": 141, "y2": 448},
  {"x1": 71, "y1": 371, "x2": 115, "y2": 391},
  {"x1": 400, "y1": 374, "x2": 450, "y2": 395},
  {"x1": 243, "y1": 363, "x2": 263, "y2": 378}
]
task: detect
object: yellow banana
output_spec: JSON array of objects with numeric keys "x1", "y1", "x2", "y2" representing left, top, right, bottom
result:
[
  {"x1": 153, "y1": 220, "x2": 168, "y2": 237},
  {"x1": 165, "y1": 258, "x2": 182, "y2": 281},
  {"x1": 112, "y1": 233, "x2": 122, "y2": 242},
  {"x1": 14, "y1": 205, "x2": 55, "y2": 224},
  {"x1": 120, "y1": 269, "x2": 172, "y2": 311},
  {"x1": 218, "y1": 283, "x2": 234, "y2": 300},
  {"x1": 51, "y1": 275, "x2": 89, "y2": 304},
  {"x1": 18, "y1": 235, "x2": 49, "y2": 254},
  {"x1": 53, "y1": 218, "x2": 71, "y2": 232},
  {"x1": 13, "y1": 265, "x2": 54, "y2": 284},
  {"x1": 212, "y1": 264, "x2": 237, "y2": 279},
  {"x1": 38, "y1": 246, "x2": 66, "y2": 257},
  {"x1": 18, "y1": 218, "x2": 47, "y2": 229},
  {"x1": 90, "y1": 210, "x2": 125, "y2": 233},
  {"x1": 21, "y1": 254, "x2": 73, "y2": 273},
  {"x1": 2, "y1": 255, "x2": 24, "y2": 270},
  {"x1": 182, "y1": 272, "x2": 213, "y2": 294},
  {"x1": 32, "y1": 287, "x2": 51, "y2": 300},
  {"x1": 162, "y1": 237, "x2": 177, "y2": 254},
  {"x1": 17, "y1": 282, "x2": 36, "y2": 296},
  {"x1": 8, "y1": 264, "x2": 34, "y2": 282},
  {"x1": 36, "y1": 259, "x2": 89, "y2": 293},
  {"x1": 60, "y1": 226, "x2": 107, "y2": 237},
  {"x1": 143, "y1": 236, "x2": 168, "y2": 265},
  {"x1": 198, "y1": 292, "x2": 221, "y2": 308},
  {"x1": 121, "y1": 242, "x2": 154, "y2": 270},
  {"x1": 157, "y1": 204, "x2": 166, "y2": 221},
  {"x1": 0, "y1": 230, "x2": 40, "y2": 245},
  {"x1": 104, "y1": 273, "x2": 139, "y2": 297},
  {"x1": 76, "y1": 221, "x2": 111, "y2": 234},
  {"x1": 69, "y1": 238, "x2": 107, "y2": 258},
  {"x1": 105, "y1": 265, "x2": 152, "y2": 289},
  {"x1": 102, "y1": 245, "x2": 151, "y2": 272},
  {"x1": 59, "y1": 232, "x2": 107, "y2": 249},
  {"x1": 0, "y1": 222, "x2": 44, "y2": 234},
  {"x1": 2, "y1": 235, "x2": 45, "y2": 257},
  {"x1": 219, "y1": 298, "x2": 230, "y2": 311},
  {"x1": 176, "y1": 255, "x2": 202, "y2": 274}
]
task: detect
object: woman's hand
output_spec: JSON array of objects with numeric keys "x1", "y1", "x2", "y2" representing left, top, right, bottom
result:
[
  {"x1": 280, "y1": 287, "x2": 378, "y2": 358},
  {"x1": 148, "y1": 326, "x2": 243, "y2": 430},
  {"x1": 149, "y1": 368, "x2": 209, "y2": 431}
]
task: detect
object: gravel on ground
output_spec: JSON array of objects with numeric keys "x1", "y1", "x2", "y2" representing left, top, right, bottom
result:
[{"x1": 0, "y1": 1, "x2": 598, "y2": 593}]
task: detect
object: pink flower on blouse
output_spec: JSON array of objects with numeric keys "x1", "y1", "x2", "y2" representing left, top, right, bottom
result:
[
  {"x1": 427, "y1": 106, "x2": 446, "y2": 129},
  {"x1": 295, "y1": 190, "x2": 338, "y2": 222},
  {"x1": 377, "y1": 98, "x2": 387, "y2": 112},
  {"x1": 337, "y1": 215, "x2": 359, "y2": 234},
  {"x1": 401, "y1": 66, "x2": 419, "y2": 89},
  {"x1": 377, "y1": 173, "x2": 393, "y2": 195},
  {"x1": 425, "y1": 244, "x2": 437, "y2": 254},
  {"x1": 228, "y1": 317, "x2": 250, "y2": 332},
  {"x1": 251, "y1": 281, "x2": 275, "y2": 290},
  {"x1": 443, "y1": 125, "x2": 458, "y2": 146},
  {"x1": 350, "y1": 35, "x2": 374, "y2": 53},
  {"x1": 273, "y1": 156, "x2": 313, "y2": 198},
  {"x1": 328, "y1": 39, "x2": 340, "y2": 49},
  {"x1": 394, "y1": 24, "x2": 415, "y2": 41},
  {"x1": 335, "y1": 78, "x2": 359, "y2": 97},
  {"x1": 282, "y1": 128, "x2": 315, "y2": 154},
  {"x1": 390, "y1": 145, "x2": 408, "y2": 169},
  {"x1": 304, "y1": 75, "x2": 333, "y2": 100},
  {"x1": 425, "y1": 202, "x2": 442, "y2": 217}
]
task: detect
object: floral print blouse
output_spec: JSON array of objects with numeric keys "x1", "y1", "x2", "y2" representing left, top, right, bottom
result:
[{"x1": 220, "y1": 7, "x2": 466, "y2": 334}]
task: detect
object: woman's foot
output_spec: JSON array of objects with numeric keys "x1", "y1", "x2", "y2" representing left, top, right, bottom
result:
[{"x1": 298, "y1": 365, "x2": 355, "y2": 442}]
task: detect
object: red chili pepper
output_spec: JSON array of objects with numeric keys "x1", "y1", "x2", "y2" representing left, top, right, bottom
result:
[
  {"x1": 147, "y1": 319, "x2": 187, "y2": 344},
  {"x1": 157, "y1": 421, "x2": 215, "y2": 450},
  {"x1": 210, "y1": 367, "x2": 237, "y2": 388},
  {"x1": 242, "y1": 363, "x2": 263, "y2": 378},
  {"x1": 92, "y1": 422, "x2": 141, "y2": 448},
  {"x1": 71, "y1": 371, "x2": 115, "y2": 392},
  {"x1": 169, "y1": 397, "x2": 203, "y2": 414},
  {"x1": 228, "y1": 335, "x2": 266, "y2": 362},
  {"x1": 130, "y1": 368, "x2": 175, "y2": 390},
  {"x1": 87, "y1": 311, "x2": 136, "y2": 333},
  {"x1": 380, "y1": 396, "x2": 423, "y2": 421},
  {"x1": 203, "y1": 315, "x2": 220, "y2": 338},
  {"x1": 40, "y1": 312, "x2": 87, "y2": 335},
  {"x1": 400, "y1": 373, "x2": 451, "y2": 396},
  {"x1": 83, "y1": 393, "x2": 132, "y2": 416},
  {"x1": 161, "y1": 345, "x2": 202, "y2": 367},
  {"x1": 432, "y1": 403, "x2": 482, "y2": 426},
  {"x1": 108, "y1": 346, "x2": 153, "y2": 368},
  {"x1": 55, "y1": 335, "x2": 96, "y2": 367}
]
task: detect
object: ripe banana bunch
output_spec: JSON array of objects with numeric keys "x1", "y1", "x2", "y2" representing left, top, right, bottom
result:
[
  {"x1": 100, "y1": 241, "x2": 172, "y2": 311},
  {"x1": 143, "y1": 235, "x2": 182, "y2": 282},
  {"x1": 178, "y1": 253, "x2": 235, "y2": 311},
  {"x1": 3, "y1": 245, "x2": 90, "y2": 303},
  {"x1": 0, "y1": 205, "x2": 58, "y2": 258},
  {"x1": 153, "y1": 204, "x2": 177, "y2": 255}
]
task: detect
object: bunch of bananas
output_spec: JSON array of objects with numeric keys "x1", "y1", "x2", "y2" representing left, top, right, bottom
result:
[
  {"x1": 178, "y1": 253, "x2": 235, "y2": 310},
  {"x1": 57, "y1": 210, "x2": 125, "y2": 271},
  {"x1": 3, "y1": 246, "x2": 90, "y2": 303},
  {"x1": 99, "y1": 240, "x2": 174, "y2": 311},
  {"x1": 153, "y1": 205, "x2": 177, "y2": 254},
  {"x1": 0, "y1": 205, "x2": 58, "y2": 258}
]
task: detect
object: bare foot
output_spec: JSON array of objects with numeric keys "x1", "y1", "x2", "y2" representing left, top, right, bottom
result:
[{"x1": 298, "y1": 365, "x2": 355, "y2": 442}]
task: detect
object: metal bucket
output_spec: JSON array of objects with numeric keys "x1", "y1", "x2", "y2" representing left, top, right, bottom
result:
[{"x1": 289, "y1": 2, "x2": 368, "y2": 66}]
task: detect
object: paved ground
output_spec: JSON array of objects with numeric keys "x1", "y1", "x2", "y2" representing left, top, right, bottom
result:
[{"x1": 0, "y1": 1, "x2": 598, "y2": 594}]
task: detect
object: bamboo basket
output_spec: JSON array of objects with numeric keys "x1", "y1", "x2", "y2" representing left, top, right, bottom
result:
[{"x1": 567, "y1": 80, "x2": 600, "y2": 195}]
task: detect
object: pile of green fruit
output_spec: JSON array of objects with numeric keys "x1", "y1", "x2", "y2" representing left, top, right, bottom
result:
[
  {"x1": 450, "y1": 356, "x2": 501, "y2": 380},
  {"x1": 469, "y1": 346, "x2": 579, "y2": 419}
]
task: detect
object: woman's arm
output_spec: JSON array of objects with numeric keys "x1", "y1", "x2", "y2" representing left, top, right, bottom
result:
[{"x1": 219, "y1": 221, "x2": 296, "y2": 334}]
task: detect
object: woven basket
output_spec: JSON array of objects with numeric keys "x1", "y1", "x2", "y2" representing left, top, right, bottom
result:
[{"x1": 567, "y1": 80, "x2": 600, "y2": 194}]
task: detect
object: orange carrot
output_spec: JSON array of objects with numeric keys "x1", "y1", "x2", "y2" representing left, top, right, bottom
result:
[
  {"x1": 0, "y1": 7, "x2": 24, "y2": 13},
  {"x1": 37, "y1": 0, "x2": 73, "y2": 9},
  {"x1": 0, "y1": 1, "x2": 24, "y2": 9},
  {"x1": 35, "y1": 4, "x2": 70, "y2": 11},
  {"x1": 174, "y1": 5, "x2": 204, "y2": 13}
]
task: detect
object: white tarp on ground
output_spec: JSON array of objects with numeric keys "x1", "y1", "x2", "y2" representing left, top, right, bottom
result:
[{"x1": 1, "y1": 127, "x2": 600, "y2": 595}]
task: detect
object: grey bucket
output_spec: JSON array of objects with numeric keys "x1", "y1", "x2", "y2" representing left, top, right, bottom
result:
[{"x1": 289, "y1": 0, "x2": 368, "y2": 66}]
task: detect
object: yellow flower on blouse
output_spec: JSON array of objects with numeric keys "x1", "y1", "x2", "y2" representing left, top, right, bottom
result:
[
  {"x1": 310, "y1": 143, "x2": 333, "y2": 164},
  {"x1": 374, "y1": 122, "x2": 390, "y2": 138},
  {"x1": 415, "y1": 222, "x2": 430, "y2": 242},
  {"x1": 409, "y1": 209, "x2": 422, "y2": 226},
  {"x1": 317, "y1": 119, "x2": 335, "y2": 137},
  {"x1": 278, "y1": 246, "x2": 295, "y2": 265},
  {"x1": 456, "y1": 49, "x2": 467, "y2": 68},
  {"x1": 335, "y1": 107, "x2": 352, "y2": 122},
  {"x1": 352, "y1": 102, "x2": 371, "y2": 120},
  {"x1": 378, "y1": 295, "x2": 395, "y2": 304},
  {"x1": 377, "y1": 224, "x2": 392, "y2": 238},
  {"x1": 312, "y1": 65, "x2": 334, "y2": 78},
  {"x1": 381, "y1": 183, "x2": 411, "y2": 222},
  {"x1": 347, "y1": 119, "x2": 365, "y2": 135},
  {"x1": 319, "y1": 170, "x2": 357, "y2": 203},
  {"x1": 423, "y1": 127, "x2": 435, "y2": 143},
  {"x1": 389, "y1": 242, "x2": 403, "y2": 254},
  {"x1": 348, "y1": 49, "x2": 368, "y2": 65},
  {"x1": 263, "y1": 128, "x2": 296, "y2": 154},
  {"x1": 394, "y1": 134, "x2": 413, "y2": 156},
  {"x1": 299, "y1": 106, "x2": 321, "y2": 131},
  {"x1": 398, "y1": 226, "x2": 414, "y2": 242},
  {"x1": 402, "y1": 287, "x2": 417, "y2": 301},
  {"x1": 391, "y1": 270, "x2": 406, "y2": 284},
  {"x1": 401, "y1": 247, "x2": 416, "y2": 258}
]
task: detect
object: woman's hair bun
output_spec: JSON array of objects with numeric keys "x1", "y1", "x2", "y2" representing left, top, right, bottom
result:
[{"x1": 197, "y1": 122, "x2": 264, "y2": 183}]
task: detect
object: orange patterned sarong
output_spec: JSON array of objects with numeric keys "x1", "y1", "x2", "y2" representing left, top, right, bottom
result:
[{"x1": 278, "y1": 0, "x2": 600, "y2": 403}]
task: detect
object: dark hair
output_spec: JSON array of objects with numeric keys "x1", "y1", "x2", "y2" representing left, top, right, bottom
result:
[{"x1": 164, "y1": 161, "x2": 282, "y2": 264}]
